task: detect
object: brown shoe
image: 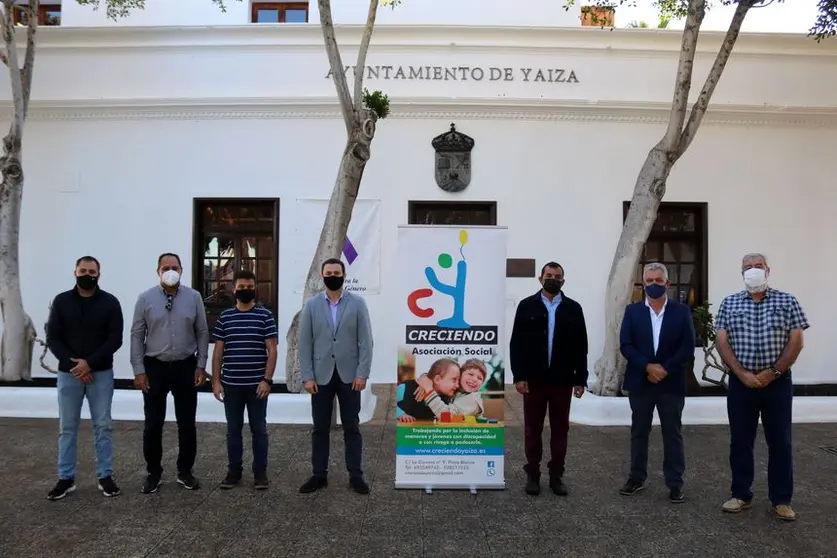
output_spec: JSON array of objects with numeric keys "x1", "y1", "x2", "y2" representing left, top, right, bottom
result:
[
  {"x1": 722, "y1": 498, "x2": 752, "y2": 513},
  {"x1": 774, "y1": 504, "x2": 796, "y2": 521}
]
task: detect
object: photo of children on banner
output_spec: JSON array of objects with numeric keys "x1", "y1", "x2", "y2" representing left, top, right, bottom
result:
[{"x1": 396, "y1": 352, "x2": 504, "y2": 425}]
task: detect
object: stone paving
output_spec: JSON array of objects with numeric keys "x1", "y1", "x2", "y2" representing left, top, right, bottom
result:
[{"x1": 1, "y1": 386, "x2": 836, "y2": 557}]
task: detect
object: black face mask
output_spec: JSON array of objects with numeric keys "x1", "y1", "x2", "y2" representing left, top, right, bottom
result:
[
  {"x1": 76, "y1": 275, "x2": 98, "y2": 291},
  {"x1": 542, "y1": 278, "x2": 563, "y2": 295},
  {"x1": 235, "y1": 289, "x2": 256, "y2": 303},
  {"x1": 323, "y1": 275, "x2": 345, "y2": 291}
]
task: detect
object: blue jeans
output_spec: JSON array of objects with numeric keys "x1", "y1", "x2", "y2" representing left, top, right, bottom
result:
[
  {"x1": 57, "y1": 370, "x2": 115, "y2": 480},
  {"x1": 223, "y1": 384, "x2": 269, "y2": 474}
]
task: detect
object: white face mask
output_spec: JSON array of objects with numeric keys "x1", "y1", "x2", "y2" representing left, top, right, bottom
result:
[
  {"x1": 161, "y1": 270, "x2": 180, "y2": 287},
  {"x1": 743, "y1": 268, "x2": 768, "y2": 293}
]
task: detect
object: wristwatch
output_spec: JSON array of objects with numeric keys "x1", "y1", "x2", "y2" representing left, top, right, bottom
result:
[
  {"x1": 770, "y1": 365, "x2": 782, "y2": 378},
  {"x1": 260, "y1": 377, "x2": 273, "y2": 385}
]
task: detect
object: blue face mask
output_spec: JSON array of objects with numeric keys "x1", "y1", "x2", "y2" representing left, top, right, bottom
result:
[{"x1": 645, "y1": 283, "x2": 667, "y2": 300}]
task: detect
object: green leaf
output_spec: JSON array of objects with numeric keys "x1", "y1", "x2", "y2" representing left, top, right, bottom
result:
[{"x1": 362, "y1": 88, "x2": 391, "y2": 119}]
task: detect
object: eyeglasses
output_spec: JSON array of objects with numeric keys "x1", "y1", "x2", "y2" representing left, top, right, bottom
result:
[{"x1": 165, "y1": 294, "x2": 173, "y2": 311}]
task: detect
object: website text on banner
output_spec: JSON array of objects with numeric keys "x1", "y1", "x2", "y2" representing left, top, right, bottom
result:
[{"x1": 395, "y1": 225, "x2": 508, "y2": 490}]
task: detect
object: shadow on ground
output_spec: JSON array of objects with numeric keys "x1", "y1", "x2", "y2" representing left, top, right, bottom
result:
[{"x1": 1, "y1": 385, "x2": 835, "y2": 557}]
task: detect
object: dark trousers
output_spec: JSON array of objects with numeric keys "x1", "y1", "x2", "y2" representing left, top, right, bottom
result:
[
  {"x1": 523, "y1": 383, "x2": 573, "y2": 478},
  {"x1": 223, "y1": 384, "x2": 268, "y2": 475},
  {"x1": 628, "y1": 388, "x2": 686, "y2": 490},
  {"x1": 311, "y1": 369, "x2": 362, "y2": 479},
  {"x1": 727, "y1": 373, "x2": 793, "y2": 506},
  {"x1": 142, "y1": 356, "x2": 198, "y2": 477}
]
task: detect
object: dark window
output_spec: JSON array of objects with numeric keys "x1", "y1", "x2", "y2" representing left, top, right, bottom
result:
[
  {"x1": 624, "y1": 201, "x2": 708, "y2": 313},
  {"x1": 251, "y1": 2, "x2": 309, "y2": 23},
  {"x1": 408, "y1": 201, "x2": 497, "y2": 226},
  {"x1": 192, "y1": 199, "x2": 279, "y2": 326},
  {"x1": 14, "y1": 4, "x2": 61, "y2": 26}
]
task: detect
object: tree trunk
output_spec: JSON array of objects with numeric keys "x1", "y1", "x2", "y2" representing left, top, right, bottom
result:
[
  {"x1": 0, "y1": 133, "x2": 36, "y2": 381},
  {"x1": 591, "y1": 146, "x2": 673, "y2": 396},
  {"x1": 284, "y1": 0, "x2": 381, "y2": 392},
  {"x1": 285, "y1": 116, "x2": 377, "y2": 392},
  {"x1": 590, "y1": 0, "x2": 753, "y2": 396}
]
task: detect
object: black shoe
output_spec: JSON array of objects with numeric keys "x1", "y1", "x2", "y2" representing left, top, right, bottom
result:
[
  {"x1": 177, "y1": 472, "x2": 201, "y2": 490},
  {"x1": 47, "y1": 478, "x2": 76, "y2": 501},
  {"x1": 97, "y1": 476, "x2": 121, "y2": 497},
  {"x1": 525, "y1": 473, "x2": 541, "y2": 496},
  {"x1": 254, "y1": 473, "x2": 269, "y2": 490},
  {"x1": 550, "y1": 477, "x2": 568, "y2": 496},
  {"x1": 219, "y1": 471, "x2": 241, "y2": 490},
  {"x1": 350, "y1": 476, "x2": 370, "y2": 495},
  {"x1": 141, "y1": 474, "x2": 162, "y2": 494},
  {"x1": 299, "y1": 475, "x2": 328, "y2": 494},
  {"x1": 619, "y1": 479, "x2": 646, "y2": 496},
  {"x1": 669, "y1": 489, "x2": 685, "y2": 504}
]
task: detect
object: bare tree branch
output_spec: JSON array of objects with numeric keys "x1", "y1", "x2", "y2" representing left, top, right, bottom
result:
[
  {"x1": 677, "y1": 0, "x2": 753, "y2": 157},
  {"x1": 1, "y1": 0, "x2": 24, "y2": 137},
  {"x1": 353, "y1": 0, "x2": 379, "y2": 113},
  {"x1": 661, "y1": 0, "x2": 706, "y2": 151},
  {"x1": 319, "y1": 0, "x2": 355, "y2": 130},
  {"x1": 20, "y1": 0, "x2": 38, "y2": 120}
]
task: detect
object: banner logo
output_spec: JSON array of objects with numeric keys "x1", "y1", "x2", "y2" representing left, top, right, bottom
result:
[
  {"x1": 407, "y1": 229, "x2": 470, "y2": 329},
  {"x1": 343, "y1": 237, "x2": 359, "y2": 265},
  {"x1": 405, "y1": 229, "x2": 497, "y2": 345}
]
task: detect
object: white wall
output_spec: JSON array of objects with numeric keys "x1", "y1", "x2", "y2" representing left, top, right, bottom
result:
[
  {"x1": 3, "y1": 26, "x2": 837, "y2": 386},
  {"x1": 61, "y1": 0, "x2": 581, "y2": 27},
  {"x1": 12, "y1": 26, "x2": 837, "y2": 108}
]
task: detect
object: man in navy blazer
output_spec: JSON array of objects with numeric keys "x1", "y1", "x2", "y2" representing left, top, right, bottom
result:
[{"x1": 618, "y1": 262, "x2": 695, "y2": 503}]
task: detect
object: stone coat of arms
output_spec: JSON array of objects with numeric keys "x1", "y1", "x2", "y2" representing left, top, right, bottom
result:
[{"x1": 431, "y1": 123, "x2": 475, "y2": 193}]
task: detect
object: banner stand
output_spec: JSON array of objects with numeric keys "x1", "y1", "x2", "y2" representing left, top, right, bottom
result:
[{"x1": 394, "y1": 225, "x2": 508, "y2": 491}]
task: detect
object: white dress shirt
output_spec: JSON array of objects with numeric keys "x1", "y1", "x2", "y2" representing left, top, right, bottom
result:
[{"x1": 645, "y1": 296, "x2": 668, "y2": 354}]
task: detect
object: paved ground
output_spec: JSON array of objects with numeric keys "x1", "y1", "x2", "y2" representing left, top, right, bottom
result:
[{"x1": 1, "y1": 386, "x2": 836, "y2": 557}]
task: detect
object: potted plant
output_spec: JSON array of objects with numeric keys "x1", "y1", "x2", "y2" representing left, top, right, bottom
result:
[{"x1": 692, "y1": 301, "x2": 729, "y2": 390}]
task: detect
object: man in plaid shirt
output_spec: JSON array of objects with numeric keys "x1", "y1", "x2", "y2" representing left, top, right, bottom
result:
[{"x1": 715, "y1": 253, "x2": 809, "y2": 521}]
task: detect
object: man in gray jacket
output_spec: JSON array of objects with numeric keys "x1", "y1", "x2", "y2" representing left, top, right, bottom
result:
[{"x1": 298, "y1": 258, "x2": 374, "y2": 495}]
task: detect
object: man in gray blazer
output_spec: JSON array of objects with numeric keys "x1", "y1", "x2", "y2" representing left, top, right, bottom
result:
[{"x1": 298, "y1": 258, "x2": 374, "y2": 495}]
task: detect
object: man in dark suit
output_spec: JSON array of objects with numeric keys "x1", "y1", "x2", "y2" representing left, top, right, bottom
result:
[
  {"x1": 618, "y1": 262, "x2": 695, "y2": 503},
  {"x1": 510, "y1": 262, "x2": 588, "y2": 496}
]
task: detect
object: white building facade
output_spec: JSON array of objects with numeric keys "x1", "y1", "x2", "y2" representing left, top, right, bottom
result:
[{"x1": 1, "y1": 2, "x2": 836, "y2": 422}]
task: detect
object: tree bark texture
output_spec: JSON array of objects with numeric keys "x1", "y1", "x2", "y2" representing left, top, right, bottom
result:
[
  {"x1": 0, "y1": 1, "x2": 38, "y2": 382},
  {"x1": 0, "y1": 142, "x2": 37, "y2": 382},
  {"x1": 285, "y1": 0, "x2": 380, "y2": 392},
  {"x1": 0, "y1": 0, "x2": 40, "y2": 382},
  {"x1": 591, "y1": 0, "x2": 753, "y2": 396}
]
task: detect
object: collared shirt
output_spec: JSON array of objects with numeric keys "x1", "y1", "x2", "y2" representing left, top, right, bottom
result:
[
  {"x1": 130, "y1": 285, "x2": 210, "y2": 376},
  {"x1": 323, "y1": 290, "x2": 343, "y2": 327},
  {"x1": 645, "y1": 296, "x2": 668, "y2": 354},
  {"x1": 715, "y1": 288, "x2": 809, "y2": 370},
  {"x1": 541, "y1": 292, "x2": 562, "y2": 366}
]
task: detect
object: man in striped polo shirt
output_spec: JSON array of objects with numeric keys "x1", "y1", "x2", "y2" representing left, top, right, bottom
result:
[{"x1": 211, "y1": 270, "x2": 278, "y2": 490}]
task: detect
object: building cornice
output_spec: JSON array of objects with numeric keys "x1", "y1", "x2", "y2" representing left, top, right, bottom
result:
[
  {"x1": 5, "y1": 97, "x2": 837, "y2": 127},
  {"x1": 29, "y1": 24, "x2": 837, "y2": 58}
]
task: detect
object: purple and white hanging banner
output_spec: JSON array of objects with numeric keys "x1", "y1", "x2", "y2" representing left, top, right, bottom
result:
[{"x1": 292, "y1": 198, "x2": 382, "y2": 295}]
